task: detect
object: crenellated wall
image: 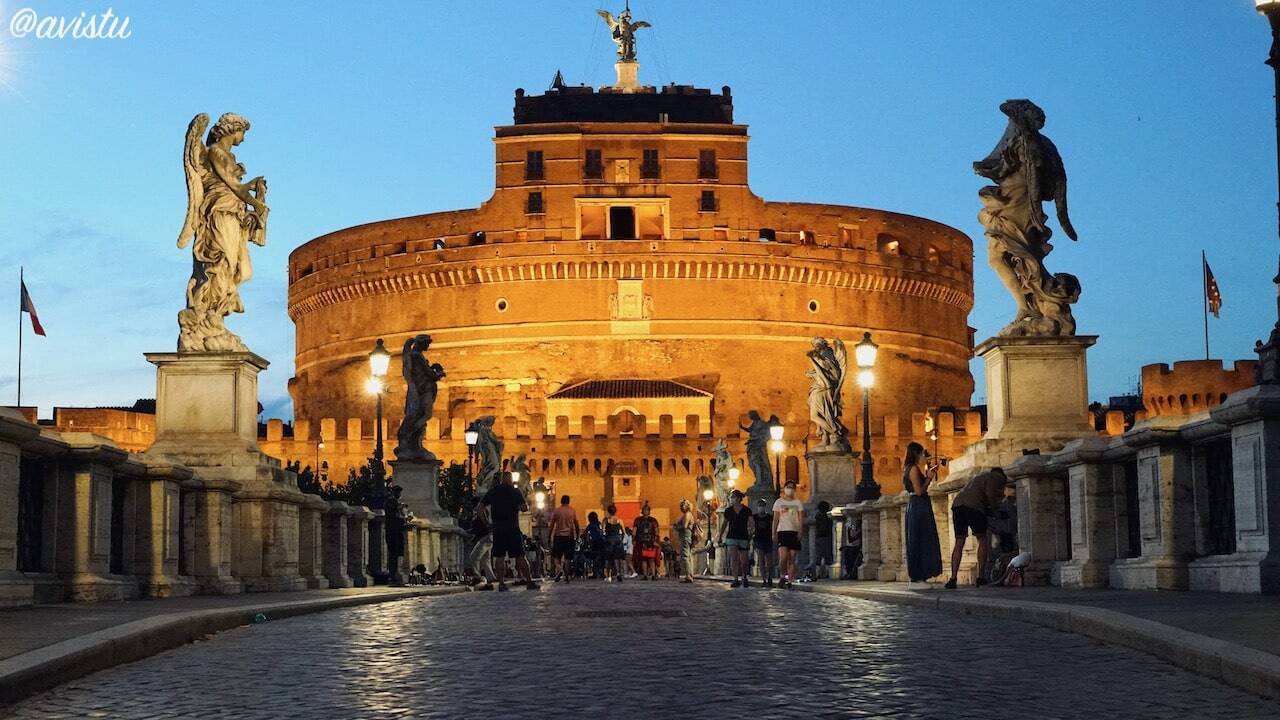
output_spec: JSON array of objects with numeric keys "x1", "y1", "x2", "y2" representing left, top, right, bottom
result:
[{"x1": 1142, "y1": 359, "x2": 1258, "y2": 417}]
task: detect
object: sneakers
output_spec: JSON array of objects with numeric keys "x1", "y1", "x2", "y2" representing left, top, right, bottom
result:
[
  {"x1": 975, "y1": 577, "x2": 990, "y2": 588},
  {"x1": 730, "y1": 580, "x2": 741, "y2": 588},
  {"x1": 944, "y1": 578, "x2": 957, "y2": 590},
  {"x1": 741, "y1": 578, "x2": 750, "y2": 588},
  {"x1": 476, "y1": 582, "x2": 494, "y2": 591},
  {"x1": 498, "y1": 582, "x2": 510, "y2": 592}
]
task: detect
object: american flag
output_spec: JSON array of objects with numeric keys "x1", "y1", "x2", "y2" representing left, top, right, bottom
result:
[{"x1": 1203, "y1": 252, "x2": 1222, "y2": 319}]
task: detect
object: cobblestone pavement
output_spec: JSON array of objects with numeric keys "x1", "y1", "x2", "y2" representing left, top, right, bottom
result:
[{"x1": 9, "y1": 580, "x2": 1279, "y2": 719}]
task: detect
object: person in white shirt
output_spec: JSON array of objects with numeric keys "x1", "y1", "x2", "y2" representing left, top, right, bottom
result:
[{"x1": 772, "y1": 480, "x2": 805, "y2": 589}]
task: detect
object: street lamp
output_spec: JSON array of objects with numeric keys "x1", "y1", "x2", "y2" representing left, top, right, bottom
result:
[
  {"x1": 1253, "y1": 0, "x2": 1280, "y2": 384},
  {"x1": 728, "y1": 466, "x2": 740, "y2": 490},
  {"x1": 368, "y1": 338, "x2": 391, "y2": 499},
  {"x1": 315, "y1": 440, "x2": 324, "y2": 484},
  {"x1": 464, "y1": 426, "x2": 478, "y2": 491},
  {"x1": 702, "y1": 486, "x2": 715, "y2": 572},
  {"x1": 853, "y1": 332, "x2": 882, "y2": 502},
  {"x1": 769, "y1": 421, "x2": 784, "y2": 496}
]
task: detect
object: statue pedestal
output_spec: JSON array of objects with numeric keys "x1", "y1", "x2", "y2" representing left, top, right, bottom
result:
[
  {"x1": 613, "y1": 61, "x2": 641, "y2": 92},
  {"x1": 391, "y1": 457, "x2": 458, "y2": 531},
  {"x1": 806, "y1": 450, "x2": 857, "y2": 507},
  {"x1": 145, "y1": 351, "x2": 306, "y2": 593},
  {"x1": 949, "y1": 335, "x2": 1098, "y2": 475}
]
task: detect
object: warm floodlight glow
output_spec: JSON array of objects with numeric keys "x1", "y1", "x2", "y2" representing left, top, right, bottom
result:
[
  {"x1": 535, "y1": 497, "x2": 546, "y2": 510},
  {"x1": 702, "y1": 488, "x2": 714, "y2": 501},
  {"x1": 464, "y1": 430, "x2": 478, "y2": 446},
  {"x1": 318, "y1": 442, "x2": 325, "y2": 450},
  {"x1": 857, "y1": 370, "x2": 875, "y2": 389},
  {"x1": 854, "y1": 331, "x2": 878, "y2": 370},
  {"x1": 769, "y1": 439, "x2": 784, "y2": 455},
  {"x1": 535, "y1": 490, "x2": 546, "y2": 505},
  {"x1": 769, "y1": 423, "x2": 784, "y2": 441},
  {"x1": 728, "y1": 467, "x2": 741, "y2": 484},
  {"x1": 369, "y1": 338, "x2": 391, "y2": 378},
  {"x1": 364, "y1": 378, "x2": 383, "y2": 395},
  {"x1": 511, "y1": 470, "x2": 521, "y2": 485}
]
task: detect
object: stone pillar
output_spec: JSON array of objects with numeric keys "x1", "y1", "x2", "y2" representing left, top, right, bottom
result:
[
  {"x1": 980, "y1": 336, "x2": 1097, "y2": 442},
  {"x1": 856, "y1": 502, "x2": 881, "y2": 580},
  {"x1": 0, "y1": 409, "x2": 39, "y2": 607},
  {"x1": 58, "y1": 435, "x2": 137, "y2": 602},
  {"x1": 1110, "y1": 419, "x2": 1195, "y2": 590},
  {"x1": 321, "y1": 501, "x2": 353, "y2": 588},
  {"x1": 347, "y1": 506, "x2": 373, "y2": 587},
  {"x1": 874, "y1": 495, "x2": 903, "y2": 581},
  {"x1": 1197, "y1": 386, "x2": 1280, "y2": 592},
  {"x1": 145, "y1": 351, "x2": 305, "y2": 593},
  {"x1": 1009, "y1": 454, "x2": 1070, "y2": 586},
  {"x1": 368, "y1": 508, "x2": 387, "y2": 583},
  {"x1": 184, "y1": 475, "x2": 243, "y2": 594},
  {"x1": 806, "y1": 450, "x2": 857, "y2": 507},
  {"x1": 1052, "y1": 437, "x2": 1122, "y2": 588},
  {"x1": 133, "y1": 456, "x2": 197, "y2": 597},
  {"x1": 297, "y1": 494, "x2": 330, "y2": 589}
]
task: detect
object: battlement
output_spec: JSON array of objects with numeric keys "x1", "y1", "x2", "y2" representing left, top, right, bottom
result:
[
  {"x1": 1142, "y1": 359, "x2": 1258, "y2": 417},
  {"x1": 510, "y1": 83, "x2": 734, "y2": 126}
]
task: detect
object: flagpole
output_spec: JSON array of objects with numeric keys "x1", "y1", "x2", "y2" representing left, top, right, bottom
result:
[
  {"x1": 1202, "y1": 251, "x2": 1210, "y2": 360},
  {"x1": 17, "y1": 266, "x2": 23, "y2": 406}
]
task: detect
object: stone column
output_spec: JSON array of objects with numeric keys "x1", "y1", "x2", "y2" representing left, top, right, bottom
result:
[
  {"x1": 297, "y1": 494, "x2": 330, "y2": 590},
  {"x1": 875, "y1": 495, "x2": 904, "y2": 581},
  {"x1": 856, "y1": 502, "x2": 881, "y2": 580},
  {"x1": 133, "y1": 456, "x2": 197, "y2": 597},
  {"x1": 57, "y1": 435, "x2": 137, "y2": 602},
  {"x1": 321, "y1": 501, "x2": 352, "y2": 588},
  {"x1": 184, "y1": 475, "x2": 243, "y2": 594},
  {"x1": 0, "y1": 409, "x2": 39, "y2": 607},
  {"x1": 1008, "y1": 454, "x2": 1070, "y2": 586},
  {"x1": 368, "y1": 508, "x2": 387, "y2": 583},
  {"x1": 347, "y1": 506, "x2": 373, "y2": 587},
  {"x1": 1110, "y1": 419, "x2": 1195, "y2": 590},
  {"x1": 1052, "y1": 437, "x2": 1123, "y2": 588},
  {"x1": 1198, "y1": 385, "x2": 1280, "y2": 592}
]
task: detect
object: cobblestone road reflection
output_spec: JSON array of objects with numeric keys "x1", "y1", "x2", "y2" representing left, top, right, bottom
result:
[{"x1": 9, "y1": 581, "x2": 1279, "y2": 719}]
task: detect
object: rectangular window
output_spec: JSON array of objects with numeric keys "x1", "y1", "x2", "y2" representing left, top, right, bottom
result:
[
  {"x1": 584, "y1": 149, "x2": 603, "y2": 180},
  {"x1": 699, "y1": 190, "x2": 717, "y2": 212},
  {"x1": 641, "y1": 149, "x2": 660, "y2": 179},
  {"x1": 698, "y1": 149, "x2": 718, "y2": 179},
  {"x1": 526, "y1": 191, "x2": 543, "y2": 214},
  {"x1": 525, "y1": 150, "x2": 544, "y2": 181}
]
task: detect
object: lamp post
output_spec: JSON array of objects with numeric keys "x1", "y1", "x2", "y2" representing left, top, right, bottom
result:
[
  {"x1": 702, "y1": 487, "x2": 715, "y2": 575},
  {"x1": 853, "y1": 332, "x2": 882, "y2": 502},
  {"x1": 367, "y1": 339, "x2": 391, "y2": 500},
  {"x1": 1254, "y1": 1, "x2": 1280, "y2": 383},
  {"x1": 315, "y1": 441, "x2": 325, "y2": 486},
  {"x1": 464, "y1": 427, "x2": 478, "y2": 490},
  {"x1": 769, "y1": 421, "x2": 784, "y2": 496}
]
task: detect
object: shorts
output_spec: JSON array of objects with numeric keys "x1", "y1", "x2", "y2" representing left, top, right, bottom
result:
[
  {"x1": 777, "y1": 531, "x2": 801, "y2": 551},
  {"x1": 952, "y1": 505, "x2": 989, "y2": 538},
  {"x1": 754, "y1": 538, "x2": 774, "y2": 554},
  {"x1": 491, "y1": 525, "x2": 525, "y2": 558},
  {"x1": 551, "y1": 536, "x2": 575, "y2": 559},
  {"x1": 724, "y1": 538, "x2": 750, "y2": 550}
]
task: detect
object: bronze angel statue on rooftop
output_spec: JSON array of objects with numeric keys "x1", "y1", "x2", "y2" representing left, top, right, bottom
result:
[
  {"x1": 597, "y1": 5, "x2": 650, "y2": 62},
  {"x1": 176, "y1": 112, "x2": 269, "y2": 353},
  {"x1": 974, "y1": 99, "x2": 1080, "y2": 337}
]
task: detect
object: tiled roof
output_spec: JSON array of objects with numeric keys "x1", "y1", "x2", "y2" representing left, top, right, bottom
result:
[{"x1": 547, "y1": 379, "x2": 711, "y2": 400}]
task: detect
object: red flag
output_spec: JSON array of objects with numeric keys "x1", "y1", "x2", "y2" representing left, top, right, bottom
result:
[
  {"x1": 1203, "y1": 253, "x2": 1222, "y2": 319},
  {"x1": 20, "y1": 279, "x2": 45, "y2": 336}
]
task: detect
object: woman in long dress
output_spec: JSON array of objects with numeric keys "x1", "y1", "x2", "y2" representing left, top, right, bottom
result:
[{"x1": 903, "y1": 441, "x2": 943, "y2": 588}]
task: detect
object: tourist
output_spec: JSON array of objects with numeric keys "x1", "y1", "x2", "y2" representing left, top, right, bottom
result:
[
  {"x1": 718, "y1": 490, "x2": 753, "y2": 587},
  {"x1": 584, "y1": 511, "x2": 605, "y2": 579},
  {"x1": 623, "y1": 527, "x2": 636, "y2": 578},
  {"x1": 752, "y1": 498, "x2": 775, "y2": 587},
  {"x1": 603, "y1": 504, "x2": 626, "y2": 582},
  {"x1": 466, "y1": 501, "x2": 497, "y2": 591},
  {"x1": 944, "y1": 468, "x2": 1008, "y2": 589},
  {"x1": 661, "y1": 536, "x2": 676, "y2": 578},
  {"x1": 481, "y1": 471, "x2": 539, "y2": 591},
  {"x1": 841, "y1": 511, "x2": 862, "y2": 580},
  {"x1": 384, "y1": 486, "x2": 406, "y2": 585},
  {"x1": 772, "y1": 480, "x2": 805, "y2": 588},
  {"x1": 633, "y1": 503, "x2": 661, "y2": 580},
  {"x1": 548, "y1": 494, "x2": 580, "y2": 583},
  {"x1": 811, "y1": 499, "x2": 834, "y2": 580},
  {"x1": 903, "y1": 442, "x2": 943, "y2": 589},
  {"x1": 673, "y1": 499, "x2": 695, "y2": 583}
]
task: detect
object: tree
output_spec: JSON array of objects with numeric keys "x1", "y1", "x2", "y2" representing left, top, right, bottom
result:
[{"x1": 437, "y1": 462, "x2": 474, "y2": 522}]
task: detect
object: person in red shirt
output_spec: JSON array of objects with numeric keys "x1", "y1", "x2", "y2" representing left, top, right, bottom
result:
[
  {"x1": 547, "y1": 495, "x2": 581, "y2": 583},
  {"x1": 633, "y1": 503, "x2": 661, "y2": 580}
]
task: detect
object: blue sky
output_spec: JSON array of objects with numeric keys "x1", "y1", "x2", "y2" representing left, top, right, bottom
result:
[{"x1": 0, "y1": 1, "x2": 1275, "y2": 420}]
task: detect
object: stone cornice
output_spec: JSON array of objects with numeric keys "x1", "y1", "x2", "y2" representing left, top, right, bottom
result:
[
  {"x1": 1210, "y1": 384, "x2": 1280, "y2": 426},
  {"x1": 289, "y1": 253, "x2": 972, "y2": 320}
]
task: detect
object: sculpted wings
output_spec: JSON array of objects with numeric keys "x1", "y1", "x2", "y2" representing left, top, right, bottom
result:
[
  {"x1": 832, "y1": 338, "x2": 848, "y2": 391},
  {"x1": 632, "y1": 20, "x2": 651, "y2": 30},
  {"x1": 596, "y1": 9, "x2": 616, "y2": 29},
  {"x1": 177, "y1": 113, "x2": 208, "y2": 249}
]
